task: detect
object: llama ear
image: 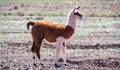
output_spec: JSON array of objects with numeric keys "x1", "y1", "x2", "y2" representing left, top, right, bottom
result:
[
  {"x1": 76, "y1": 6, "x2": 80, "y2": 10},
  {"x1": 74, "y1": 6, "x2": 80, "y2": 10}
]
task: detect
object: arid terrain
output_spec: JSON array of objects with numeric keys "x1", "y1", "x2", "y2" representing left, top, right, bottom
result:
[{"x1": 0, "y1": 0, "x2": 120, "y2": 70}]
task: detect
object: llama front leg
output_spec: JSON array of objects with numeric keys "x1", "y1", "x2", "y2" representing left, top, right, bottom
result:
[
  {"x1": 55, "y1": 37, "x2": 65, "y2": 68},
  {"x1": 55, "y1": 44, "x2": 61, "y2": 64},
  {"x1": 55, "y1": 37, "x2": 63, "y2": 63},
  {"x1": 62, "y1": 44, "x2": 67, "y2": 65}
]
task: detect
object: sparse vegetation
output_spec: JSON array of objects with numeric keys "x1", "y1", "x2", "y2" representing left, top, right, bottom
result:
[
  {"x1": 0, "y1": 0, "x2": 120, "y2": 17},
  {"x1": 36, "y1": 12, "x2": 42, "y2": 16},
  {"x1": 17, "y1": 12, "x2": 24, "y2": 16}
]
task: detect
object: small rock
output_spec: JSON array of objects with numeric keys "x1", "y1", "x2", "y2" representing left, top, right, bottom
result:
[
  {"x1": 14, "y1": 59, "x2": 17, "y2": 62},
  {"x1": 2, "y1": 66, "x2": 10, "y2": 69},
  {"x1": 114, "y1": 60, "x2": 119, "y2": 66},
  {"x1": 94, "y1": 59, "x2": 106, "y2": 67}
]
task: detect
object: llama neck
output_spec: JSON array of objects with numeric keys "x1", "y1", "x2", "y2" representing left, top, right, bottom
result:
[{"x1": 67, "y1": 16, "x2": 76, "y2": 30}]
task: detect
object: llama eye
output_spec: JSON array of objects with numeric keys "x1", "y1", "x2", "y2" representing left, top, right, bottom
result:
[
  {"x1": 74, "y1": 12, "x2": 78, "y2": 15},
  {"x1": 74, "y1": 12, "x2": 82, "y2": 18}
]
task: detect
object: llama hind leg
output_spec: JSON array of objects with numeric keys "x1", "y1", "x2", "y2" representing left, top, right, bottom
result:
[
  {"x1": 31, "y1": 42, "x2": 37, "y2": 66},
  {"x1": 34, "y1": 39, "x2": 45, "y2": 67}
]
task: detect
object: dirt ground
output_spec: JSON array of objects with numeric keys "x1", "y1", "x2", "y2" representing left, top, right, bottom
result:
[{"x1": 0, "y1": 41, "x2": 120, "y2": 70}]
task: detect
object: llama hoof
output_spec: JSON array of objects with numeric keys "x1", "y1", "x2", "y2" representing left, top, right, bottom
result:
[{"x1": 54, "y1": 63, "x2": 62, "y2": 68}]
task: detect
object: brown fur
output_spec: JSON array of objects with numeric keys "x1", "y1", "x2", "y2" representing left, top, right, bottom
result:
[
  {"x1": 27, "y1": 21, "x2": 74, "y2": 60},
  {"x1": 27, "y1": 21, "x2": 74, "y2": 42}
]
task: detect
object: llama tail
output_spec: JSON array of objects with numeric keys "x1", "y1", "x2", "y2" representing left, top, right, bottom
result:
[{"x1": 27, "y1": 21, "x2": 35, "y2": 30}]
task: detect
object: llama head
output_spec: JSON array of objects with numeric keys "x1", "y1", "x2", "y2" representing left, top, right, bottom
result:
[{"x1": 69, "y1": 6, "x2": 82, "y2": 20}]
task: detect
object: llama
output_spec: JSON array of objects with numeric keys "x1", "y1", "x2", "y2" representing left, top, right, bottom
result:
[{"x1": 27, "y1": 6, "x2": 82, "y2": 67}]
